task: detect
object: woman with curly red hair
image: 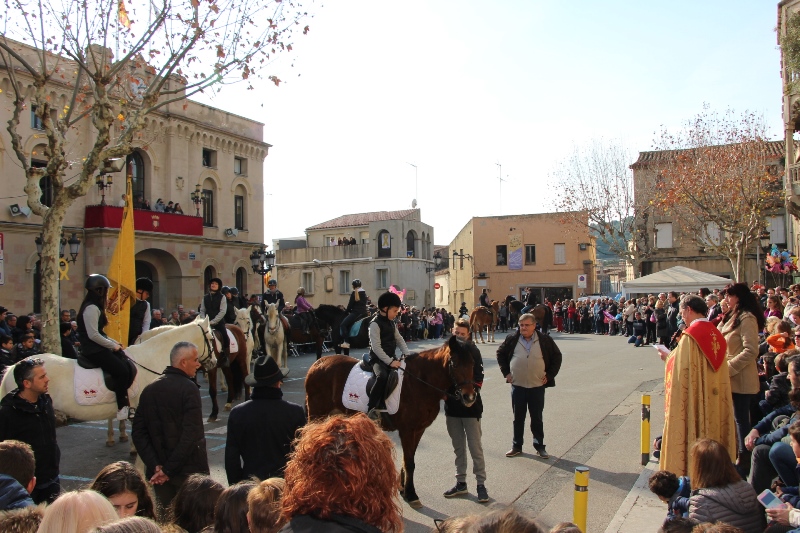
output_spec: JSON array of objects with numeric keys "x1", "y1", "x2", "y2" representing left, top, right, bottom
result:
[{"x1": 280, "y1": 413, "x2": 402, "y2": 533}]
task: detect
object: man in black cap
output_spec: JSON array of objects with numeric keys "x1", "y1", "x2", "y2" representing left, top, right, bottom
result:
[
  {"x1": 221, "y1": 287, "x2": 237, "y2": 325},
  {"x1": 129, "y1": 278, "x2": 153, "y2": 346},
  {"x1": 199, "y1": 278, "x2": 229, "y2": 367},
  {"x1": 224, "y1": 355, "x2": 305, "y2": 484}
]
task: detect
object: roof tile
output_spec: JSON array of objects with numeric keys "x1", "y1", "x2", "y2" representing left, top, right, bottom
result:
[{"x1": 306, "y1": 209, "x2": 418, "y2": 231}]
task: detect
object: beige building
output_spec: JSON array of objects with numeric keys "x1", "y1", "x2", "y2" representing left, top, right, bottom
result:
[
  {"x1": 0, "y1": 42, "x2": 268, "y2": 314},
  {"x1": 274, "y1": 209, "x2": 436, "y2": 308},
  {"x1": 779, "y1": 0, "x2": 800, "y2": 266},
  {"x1": 442, "y1": 213, "x2": 597, "y2": 313}
]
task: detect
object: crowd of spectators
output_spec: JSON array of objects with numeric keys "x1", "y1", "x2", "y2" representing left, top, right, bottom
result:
[{"x1": 121, "y1": 195, "x2": 184, "y2": 215}]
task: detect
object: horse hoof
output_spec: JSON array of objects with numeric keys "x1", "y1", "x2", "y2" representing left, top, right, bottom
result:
[
  {"x1": 106, "y1": 441, "x2": 115, "y2": 447},
  {"x1": 406, "y1": 498, "x2": 423, "y2": 509},
  {"x1": 224, "y1": 403, "x2": 232, "y2": 411},
  {"x1": 119, "y1": 435, "x2": 128, "y2": 442}
]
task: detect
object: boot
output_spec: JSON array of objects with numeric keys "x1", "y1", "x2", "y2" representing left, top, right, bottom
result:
[
  {"x1": 735, "y1": 450, "x2": 752, "y2": 479},
  {"x1": 217, "y1": 351, "x2": 230, "y2": 368}
]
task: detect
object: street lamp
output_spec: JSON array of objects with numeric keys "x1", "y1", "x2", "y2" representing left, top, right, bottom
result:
[
  {"x1": 758, "y1": 229, "x2": 771, "y2": 287},
  {"x1": 250, "y1": 245, "x2": 275, "y2": 311},
  {"x1": 35, "y1": 232, "x2": 81, "y2": 263},
  {"x1": 191, "y1": 184, "x2": 204, "y2": 217},
  {"x1": 426, "y1": 250, "x2": 441, "y2": 273},
  {"x1": 95, "y1": 173, "x2": 113, "y2": 205}
]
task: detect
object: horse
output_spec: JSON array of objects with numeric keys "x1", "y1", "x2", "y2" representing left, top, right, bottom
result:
[
  {"x1": 0, "y1": 318, "x2": 217, "y2": 445},
  {"x1": 284, "y1": 309, "x2": 327, "y2": 360},
  {"x1": 249, "y1": 303, "x2": 266, "y2": 354},
  {"x1": 505, "y1": 295, "x2": 523, "y2": 329},
  {"x1": 233, "y1": 307, "x2": 255, "y2": 363},
  {"x1": 314, "y1": 304, "x2": 371, "y2": 355},
  {"x1": 263, "y1": 303, "x2": 287, "y2": 370},
  {"x1": 470, "y1": 300, "x2": 500, "y2": 343},
  {"x1": 206, "y1": 323, "x2": 250, "y2": 422},
  {"x1": 305, "y1": 335, "x2": 477, "y2": 508}
]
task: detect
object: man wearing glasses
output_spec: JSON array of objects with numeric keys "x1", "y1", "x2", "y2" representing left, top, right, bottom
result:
[
  {"x1": 496, "y1": 308, "x2": 563, "y2": 459},
  {"x1": 0, "y1": 358, "x2": 60, "y2": 503}
]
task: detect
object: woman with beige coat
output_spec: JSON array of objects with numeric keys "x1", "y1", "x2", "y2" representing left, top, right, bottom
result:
[{"x1": 718, "y1": 282, "x2": 765, "y2": 473}]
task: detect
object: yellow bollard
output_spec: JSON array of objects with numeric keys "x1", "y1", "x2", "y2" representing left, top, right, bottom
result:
[
  {"x1": 641, "y1": 394, "x2": 651, "y2": 466},
  {"x1": 573, "y1": 466, "x2": 590, "y2": 532}
]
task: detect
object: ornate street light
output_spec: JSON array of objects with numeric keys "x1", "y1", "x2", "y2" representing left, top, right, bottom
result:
[
  {"x1": 95, "y1": 173, "x2": 113, "y2": 205},
  {"x1": 35, "y1": 232, "x2": 81, "y2": 263},
  {"x1": 250, "y1": 245, "x2": 276, "y2": 311},
  {"x1": 192, "y1": 184, "x2": 204, "y2": 217}
]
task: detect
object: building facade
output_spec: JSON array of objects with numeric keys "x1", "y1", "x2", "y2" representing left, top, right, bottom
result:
[
  {"x1": 779, "y1": 0, "x2": 800, "y2": 268},
  {"x1": 0, "y1": 42, "x2": 268, "y2": 315},
  {"x1": 274, "y1": 209, "x2": 436, "y2": 308},
  {"x1": 444, "y1": 213, "x2": 597, "y2": 313}
]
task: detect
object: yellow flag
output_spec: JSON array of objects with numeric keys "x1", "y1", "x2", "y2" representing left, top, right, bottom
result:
[{"x1": 106, "y1": 170, "x2": 136, "y2": 347}]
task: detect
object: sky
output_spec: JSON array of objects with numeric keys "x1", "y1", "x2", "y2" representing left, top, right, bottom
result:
[{"x1": 193, "y1": 0, "x2": 784, "y2": 247}]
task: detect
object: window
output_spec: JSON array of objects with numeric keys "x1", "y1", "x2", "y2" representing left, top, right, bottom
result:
[
  {"x1": 459, "y1": 248, "x2": 464, "y2": 270},
  {"x1": 301, "y1": 272, "x2": 313, "y2": 294},
  {"x1": 496, "y1": 245, "x2": 508, "y2": 266},
  {"x1": 202, "y1": 148, "x2": 217, "y2": 168},
  {"x1": 360, "y1": 231, "x2": 369, "y2": 244},
  {"x1": 202, "y1": 189, "x2": 214, "y2": 226},
  {"x1": 234, "y1": 195, "x2": 244, "y2": 230},
  {"x1": 655, "y1": 223, "x2": 673, "y2": 249},
  {"x1": 31, "y1": 153, "x2": 52, "y2": 208},
  {"x1": 127, "y1": 152, "x2": 145, "y2": 203},
  {"x1": 376, "y1": 268, "x2": 389, "y2": 289},
  {"x1": 339, "y1": 270, "x2": 351, "y2": 294},
  {"x1": 768, "y1": 215, "x2": 786, "y2": 245},
  {"x1": 203, "y1": 266, "x2": 215, "y2": 291},
  {"x1": 525, "y1": 245, "x2": 536, "y2": 265},
  {"x1": 406, "y1": 231, "x2": 416, "y2": 257},
  {"x1": 234, "y1": 157, "x2": 247, "y2": 175},
  {"x1": 236, "y1": 267, "x2": 247, "y2": 295},
  {"x1": 31, "y1": 106, "x2": 44, "y2": 130},
  {"x1": 702, "y1": 222, "x2": 721, "y2": 246},
  {"x1": 554, "y1": 243, "x2": 566, "y2": 265},
  {"x1": 377, "y1": 230, "x2": 391, "y2": 258}
]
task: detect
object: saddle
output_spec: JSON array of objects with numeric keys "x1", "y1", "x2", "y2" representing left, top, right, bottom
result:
[
  {"x1": 341, "y1": 316, "x2": 370, "y2": 338},
  {"x1": 342, "y1": 358, "x2": 406, "y2": 415},
  {"x1": 77, "y1": 353, "x2": 138, "y2": 393},
  {"x1": 359, "y1": 355, "x2": 400, "y2": 398},
  {"x1": 212, "y1": 329, "x2": 239, "y2": 354}
]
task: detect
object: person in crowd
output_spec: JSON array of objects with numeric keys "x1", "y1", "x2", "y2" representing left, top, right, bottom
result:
[
  {"x1": 293, "y1": 288, "x2": 314, "y2": 335},
  {"x1": 199, "y1": 277, "x2": 229, "y2": 367},
  {"x1": 231, "y1": 287, "x2": 247, "y2": 309},
  {"x1": 340, "y1": 279, "x2": 367, "y2": 350},
  {"x1": 623, "y1": 299, "x2": 636, "y2": 337},
  {"x1": 59, "y1": 323, "x2": 78, "y2": 359},
  {"x1": 760, "y1": 351, "x2": 792, "y2": 415},
  {"x1": 767, "y1": 320, "x2": 796, "y2": 354},
  {"x1": 667, "y1": 292, "x2": 680, "y2": 338},
  {"x1": 246, "y1": 478, "x2": 286, "y2": 533},
  {"x1": 128, "y1": 278, "x2": 153, "y2": 346},
  {"x1": 656, "y1": 517, "x2": 698, "y2": 533},
  {"x1": 0, "y1": 440, "x2": 35, "y2": 511},
  {"x1": 77, "y1": 274, "x2": 133, "y2": 421},
  {"x1": 659, "y1": 295, "x2": 736, "y2": 476},
  {"x1": 149, "y1": 309, "x2": 163, "y2": 330},
  {"x1": 0, "y1": 334, "x2": 13, "y2": 374},
  {"x1": 0, "y1": 358, "x2": 60, "y2": 504},
  {"x1": 225, "y1": 355, "x2": 305, "y2": 484},
  {"x1": 222, "y1": 287, "x2": 237, "y2": 325},
  {"x1": 11, "y1": 333, "x2": 40, "y2": 362},
  {"x1": 497, "y1": 308, "x2": 563, "y2": 460},
  {"x1": 163, "y1": 474, "x2": 223, "y2": 533},
  {"x1": 719, "y1": 282, "x2": 764, "y2": 475},
  {"x1": 687, "y1": 439, "x2": 765, "y2": 533},
  {"x1": 60, "y1": 309, "x2": 71, "y2": 324},
  {"x1": 164, "y1": 201, "x2": 175, "y2": 213},
  {"x1": 443, "y1": 318, "x2": 488, "y2": 503},
  {"x1": 706, "y1": 294, "x2": 723, "y2": 326},
  {"x1": 766, "y1": 294, "x2": 785, "y2": 320},
  {"x1": 7, "y1": 314, "x2": 21, "y2": 344},
  {"x1": 0, "y1": 306, "x2": 11, "y2": 337},
  {"x1": 12, "y1": 316, "x2": 32, "y2": 344},
  {"x1": 435, "y1": 506, "x2": 544, "y2": 533},
  {"x1": 649, "y1": 470, "x2": 691, "y2": 522},
  {"x1": 93, "y1": 516, "x2": 162, "y2": 533},
  {"x1": 280, "y1": 413, "x2": 403, "y2": 532},
  {"x1": 132, "y1": 341, "x2": 209, "y2": 510},
  {"x1": 154, "y1": 199, "x2": 166, "y2": 212},
  {"x1": 37, "y1": 489, "x2": 118, "y2": 533},
  {"x1": 173, "y1": 203, "x2": 184, "y2": 214},
  {"x1": 366, "y1": 291, "x2": 411, "y2": 419},
  {"x1": 168, "y1": 310, "x2": 181, "y2": 326},
  {"x1": 499, "y1": 302, "x2": 508, "y2": 332},
  {"x1": 89, "y1": 461, "x2": 156, "y2": 520},
  {"x1": 207, "y1": 481, "x2": 256, "y2": 533},
  {"x1": 628, "y1": 311, "x2": 647, "y2": 347}
]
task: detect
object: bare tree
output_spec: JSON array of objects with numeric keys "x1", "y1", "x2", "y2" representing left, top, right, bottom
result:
[
  {"x1": 551, "y1": 139, "x2": 654, "y2": 277},
  {"x1": 0, "y1": 0, "x2": 310, "y2": 351}
]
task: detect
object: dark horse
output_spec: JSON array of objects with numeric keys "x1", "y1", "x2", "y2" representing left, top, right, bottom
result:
[
  {"x1": 314, "y1": 304, "x2": 371, "y2": 354},
  {"x1": 505, "y1": 295, "x2": 523, "y2": 329},
  {"x1": 207, "y1": 324, "x2": 250, "y2": 422},
  {"x1": 284, "y1": 311, "x2": 327, "y2": 359},
  {"x1": 305, "y1": 335, "x2": 477, "y2": 508}
]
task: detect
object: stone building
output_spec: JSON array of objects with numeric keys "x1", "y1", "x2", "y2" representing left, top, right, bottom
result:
[
  {"x1": 779, "y1": 0, "x2": 800, "y2": 266},
  {"x1": 274, "y1": 209, "x2": 436, "y2": 308},
  {"x1": 0, "y1": 41, "x2": 268, "y2": 314},
  {"x1": 443, "y1": 213, "x2": 597, "y2": 313}
]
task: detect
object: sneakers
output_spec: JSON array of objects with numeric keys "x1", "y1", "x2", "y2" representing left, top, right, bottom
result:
[
  {"x1": 476, "y1": 484, "x2": 489, "y2": 503},
  {"x1": 443, "y1": 482, "x2": 468, "y2": 498},
  {"x1": 535, "y1": 445, "x2": 550, "y2": 459},
  {"x1": 116, "y1": 407, "x2": 129, "y2": 421},
  {"x1": 505, "y1": 447, "x2": 521, "y2": 457},
  {"x1": 340, "y1": 341, "x2": 351, "y2": 349},
  {"x1": 127, "y1": 407, "x2": 136, "y2": 420}
]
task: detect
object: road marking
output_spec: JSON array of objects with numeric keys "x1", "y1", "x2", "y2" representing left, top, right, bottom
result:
[
  {"x1": 61, "y1": 475, "x2": 93, "y2": 482},
  {"x1": 206, "y1": 426, "x2": 228, "y2": 435},
  {"x1": 210, "y1": 443, "x2": 226, "y2": 451}
]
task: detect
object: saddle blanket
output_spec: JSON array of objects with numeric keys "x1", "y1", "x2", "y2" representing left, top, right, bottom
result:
[
  {"x1": 342, "y1": 360, "x2": 406, "y2": 415},
  {"x1": 74, "y1": 365, "x2": 140, "y2": 406},
  {"x1": 214, "y1": 329, "x2": 239, "y2": 354}
]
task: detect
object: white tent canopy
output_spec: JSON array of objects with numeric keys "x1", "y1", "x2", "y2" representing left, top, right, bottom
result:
[{"x1": 621, "y1": 266, "x2": 731, "y2": 297}]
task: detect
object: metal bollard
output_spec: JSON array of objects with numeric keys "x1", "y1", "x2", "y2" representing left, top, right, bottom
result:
[
  {"x1": 641, "y1": 394, "x2": 651, "y2": 465},
  {"x1": 573, "y1": 466, "x2": 590, "y2": 532}
]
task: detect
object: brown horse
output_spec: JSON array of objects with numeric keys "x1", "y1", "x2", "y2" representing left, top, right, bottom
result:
[
  {"x1": 470, "y1": 300, "x2": 500, "y2": 343},
  {"x1": 305, "y1": 335, "x2": 477, "y2": 508},
  {"x1": 207, "y1": 324, "x2": 250, "y2": 422}
]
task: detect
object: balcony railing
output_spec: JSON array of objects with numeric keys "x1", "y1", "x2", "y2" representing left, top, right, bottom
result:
[{"x1": 84, "y1": 205, "x2": 204, "y2": 236}]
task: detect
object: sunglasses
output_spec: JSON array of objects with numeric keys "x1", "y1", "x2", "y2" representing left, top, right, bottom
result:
[{"x1": 17, "y1": 357, "x2": 44, "y2": 368}]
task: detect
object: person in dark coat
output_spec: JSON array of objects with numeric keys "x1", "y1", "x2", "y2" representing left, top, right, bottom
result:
[
  {"x1": 0, "y1": 358, "x2": 61, "y2": 504},
  {"x1": 340, "y1": 279, "x2": 368, "y2": 350},
  {"x1": 0, "y1": 439, "x2": 36, "y2": 511},
  {"x1": 0, "y1": 335, "x2": 14, "y2": 375},
  {"x1": 199, "y1": 277, "x2": 229, "y2": 367},
  {"x1": 132, "y1": 341, "x2": 209, "y2": 510},
  {"x1": 128, "y1": 278, "x2": 153, "y2": 346},
  {"x1": 59, "y1": 322, "x2": 78, "y2": 359},
  {"x1": 225, "y1": 355, "x2": 305, "y2": 484},
  {"x1": 496, "y1": 308, "x2": 563, "y2": 459}
]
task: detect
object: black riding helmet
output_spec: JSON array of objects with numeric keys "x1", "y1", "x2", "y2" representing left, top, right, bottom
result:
[
  {"x1": 209, "y1": 277, "x2": 223, "y2": 290},
  {"x1": 221, "y1": 286, "x2": 232, "y2": 295},
  {"x1": 230, "y1": 287, "x2": 239, "y2": 295},
  {"x1": 86, "y1": 274, "x2": 111, "y2": 291},
  {"x1": 268, "y1": 279, "x2": 277, "y2": 287},
  {"x1": 352, "y1": 279, "x2": 362, "y2": 289},
  {"x1": 377, "y1": 291, "x2": 402, "y2": 311},
  {"x1": 136, "y1": 277, "x2": 153, "y2": 293}
]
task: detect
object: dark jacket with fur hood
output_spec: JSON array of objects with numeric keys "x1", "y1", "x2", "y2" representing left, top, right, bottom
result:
[{"x1": 0, "y1": 503, "x2": 45, "y2": 533}]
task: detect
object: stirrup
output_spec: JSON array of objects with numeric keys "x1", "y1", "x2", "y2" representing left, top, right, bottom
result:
[{"x1": 367, "y1": 408, "x2": 385, "y2": 421}]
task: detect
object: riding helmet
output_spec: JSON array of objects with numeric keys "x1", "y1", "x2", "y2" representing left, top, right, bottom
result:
[
  {"x1": 86, "y1": 274, "x2": 112, "y2": 291},
  {"x1": 268, "y1": 279, "x2": 277, "y2": 287},
  {"x1": 352, "y1": 279, "x2": 362, "y2": 288},
  {"x1": 135, "y1": 277, "x2": 153, "y2": 293},
  {"x1": 377, "y1": 291, "x2": 402, "y2": 310},
  {"x1": 230, "y1": 287, "x2": 239, "y2": 295},
  {"x1": 209, "y1": 277, "x2": 223, "y2": 289},
  {"x1": 221, "y1": 286, "x2": 231, "y2": 295}
]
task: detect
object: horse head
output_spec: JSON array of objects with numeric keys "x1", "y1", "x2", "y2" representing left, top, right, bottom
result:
[
  {"x1": 195, "y1": 316, "x2": 218, "y2": 371},
  {"x1": 266, "y1": 303, "x2": 281, "y2": 334},
  {"x1": 446, "y1": 335, "x2": 477, "y2": 407},
  {"x1": 234, "y1": 308, "x2": 252, "y2": 340}
]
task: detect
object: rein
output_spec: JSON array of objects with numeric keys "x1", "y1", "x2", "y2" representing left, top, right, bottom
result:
[
  {"x1": 397, "y1": 355, "x2": 465, "y2": 402},
  {"x1": 125, "y1": 354, "x2": 163, "y2": 377}
]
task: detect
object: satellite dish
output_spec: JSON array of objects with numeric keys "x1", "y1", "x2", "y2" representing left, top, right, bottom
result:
[{"x1": 411, "y1": 199, "x2": 417, "y2": 208}]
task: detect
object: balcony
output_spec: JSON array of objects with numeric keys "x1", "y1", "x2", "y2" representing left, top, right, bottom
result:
[{"x1": 84, "y1": 205, "x2": 204, "y2": 236}]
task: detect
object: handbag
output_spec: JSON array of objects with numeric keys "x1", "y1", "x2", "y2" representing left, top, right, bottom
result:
[{"x1": 650, "y1": 313, "x2": 656, "y2": 323}]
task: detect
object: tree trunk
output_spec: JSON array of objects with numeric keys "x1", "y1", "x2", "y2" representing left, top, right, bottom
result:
[{"x1": 38, "y1": 201, "x2": 70, "y2": 355}]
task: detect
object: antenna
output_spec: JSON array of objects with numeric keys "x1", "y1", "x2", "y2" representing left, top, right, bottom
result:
[
  {"x1": 407, "y1": 162, "x2": 418, "y2": 208},
  {"x1": 496, "y1": 162, "x2": 506, "y2": 215}
]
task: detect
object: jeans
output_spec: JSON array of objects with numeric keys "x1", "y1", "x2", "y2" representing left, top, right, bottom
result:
[
  {"x1": 511, "y1": 385, "x2": 546, "y2": 449},
  {"x1": 340, "y1": 312, "x2": 365, "y2": 342},
  {"x1": 445, "y1": 416, "x2": 486, "y2": 484},
  {"x1": 31, "y1": 477, "x2": 60, "y2": 504},
  {"x1": 628, "y1": 336, "x2": 643, "y2": 347},
  {"x1": 732, "y1": 392, "x2": 757, "y2": 454},
  {"x1": 770, "y1": 442, "x2": 799, "y2": 487}
]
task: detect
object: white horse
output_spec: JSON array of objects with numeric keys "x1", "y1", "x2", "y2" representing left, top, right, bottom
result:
[
  {"x1": 263, "y1": 303, "x2": 287, "y2": 370},
  {"x1": 233, "y1": 307, "x2": 255, "y2": 368},
  {"x1": 0, "y1": 317, "x2": 216, "y2": 435}
]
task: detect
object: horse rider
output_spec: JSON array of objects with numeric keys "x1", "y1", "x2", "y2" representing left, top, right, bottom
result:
[
  {"x1": 479, "y1": 289, "x2": 490, "y2": 309},
  {"x1": 521, "y1": 286, "x2": 536, "y2": 314},
  {"x1": 199, "y1": 277, "x2": 230, "y2": 367},
  {"x1": 222, "y1": 286, "x2": 238, "y2": 325},
  {"x1": 264, "y1": 279, "x2": 289, "y2": 331},
  {"x1": 128, "y1": 277, "x2": 153, "y2": 346},
  {"x1": 230, "y1": 287, "x2": 247, "y2": 309},
  {"x1": 459, "y1": 302, "x2": 469, "y2": 319},
  {"x1": 77, "y1": 274, "x2": 135, "y2": 421},
  {"x1": 294, "y1": 288, "x2": 314, "y2": 335},
  {"x1": 340, "y1": 279, "x2": 368, "y2": 350},
  {"x1": 367, "y1": 291, "x2": 411, "y2": 419}
]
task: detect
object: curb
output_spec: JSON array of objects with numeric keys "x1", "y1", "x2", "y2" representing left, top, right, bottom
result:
[{"x1": 604, "y1": 459, "x2": 663, "y2": 533}]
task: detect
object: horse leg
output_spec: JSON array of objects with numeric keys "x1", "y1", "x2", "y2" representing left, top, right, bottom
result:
[
  {"x1": 219, "y1": 371, "x2": 228, "y2": 392},
  {"x1": 119, "y1": 419, "x2": 128, "y2": 442},
  {"x1": 222, "y1": 365, "x2": 235, "y2": 411},
  {"x1": 208, "y1": 368, "x2": 219, "y2": 423},
  {"x1": 106, "y1": 419, "x2": 116, "y2": 447},
  {"x1": 315, "y1": 337, "x2": 323, "y2": 360},
  {"x1": 400, "y1": 428, "x2": 425, "y2": 508}
]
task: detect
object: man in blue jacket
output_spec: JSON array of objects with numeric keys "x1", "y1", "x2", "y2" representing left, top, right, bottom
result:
[{"x1": 0, "y1": 439, "x2": 36, "y2": 510}]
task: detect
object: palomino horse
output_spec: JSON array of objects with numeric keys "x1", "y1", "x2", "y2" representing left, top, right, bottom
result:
[
  {"x1": 0, "y1": 318, "x2": 217, "y2": 441},
  {"x1": 305, "y1": 335, "x2": 477, "y2": 508},
  {"x1": 262, "y1": 303, "x2": 287, "y2": 370},
  {"x1": 207, "y1": 323, "x2": 250, "y2": 423},
  {"x1": 314, "y1": 304, "x2": 371, "y2": 354},
  {"x1": 470, "y1": 300, "x2": 500, "y2": 343}
]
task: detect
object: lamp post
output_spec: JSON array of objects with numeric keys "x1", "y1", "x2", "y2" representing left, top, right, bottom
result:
[
  {"x1": 757, "y1": 229, "x2": 771, "y2": 287},
  {"x1": 452, "y1": 250, "x2": 474, "y2": 310},
  {"x1": 95, "y1": 173, "x2": 113, "y2": 206},
  {"x1": 250, "y1": 245, "x2": 275, "y2": 311},
  {"x1": 35, "y1": 232, "x2": 81, "y2": 309},
  {"x1": 192, "y1": 184, "x2": 204, "y2": 217},
  {"x1": 425, "y1": 250, "x2": 441, "y2": 273}
]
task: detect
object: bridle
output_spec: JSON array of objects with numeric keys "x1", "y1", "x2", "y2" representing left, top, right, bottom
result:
[
  {"x1": 398, "y1": 353, "x2": 475, "y2": 404},
  {"x1": 266, "y1": 308, "x2": 281, "y2": 335},
  {"x1": 196, "y1": 322, "x2": 216, "y2": 368}
]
